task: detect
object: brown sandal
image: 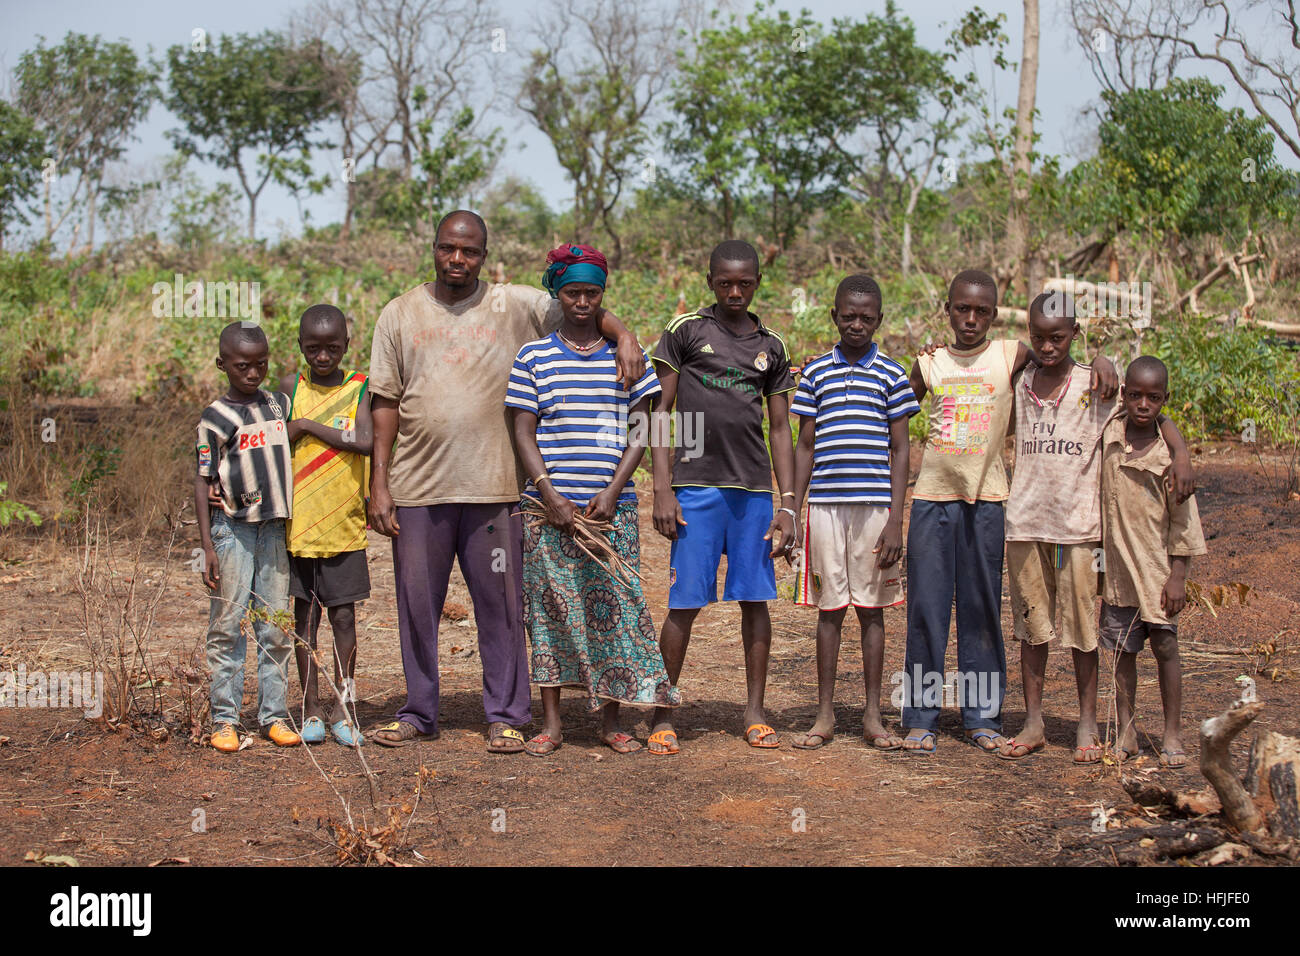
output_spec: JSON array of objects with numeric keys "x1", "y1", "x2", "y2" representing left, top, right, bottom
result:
[
  {"x1": 370, "y1": 719, "x2": 437, "y2": 747},
  {"x1": 488, "y1": 723, "x2": 526, "y2": 754}
]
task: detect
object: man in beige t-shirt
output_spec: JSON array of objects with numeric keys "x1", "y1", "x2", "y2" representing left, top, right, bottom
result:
[{"x1": 366, "y1": 211, "x2": 642, "y2": 752}]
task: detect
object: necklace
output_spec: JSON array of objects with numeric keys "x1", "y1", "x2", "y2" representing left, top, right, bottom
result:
[{"x1": 558, "y1": 329, "x2": 602, "y2": 352}]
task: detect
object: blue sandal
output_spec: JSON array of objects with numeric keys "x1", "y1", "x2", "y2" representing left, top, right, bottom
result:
[
  {"x1": 331, "y1": 719, "x2": 364, "y2": 747},
  {"x1": 301, "y1": 716, "x2": 327, "y2": 745},
  {"x1": 966, "y1": 729, "x2": 1005, "y2": 754},
  {"x1": 904, "y1": 731, "x2": 936, "y2": 755}
]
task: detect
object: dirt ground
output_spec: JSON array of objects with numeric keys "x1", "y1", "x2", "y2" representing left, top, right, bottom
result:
[{"x1": 1, "y1": 443, "x2": 1297, "y2": 867}]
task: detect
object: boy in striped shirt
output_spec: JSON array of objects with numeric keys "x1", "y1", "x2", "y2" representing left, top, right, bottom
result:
[
  {"x1": 789, "y1": 275, "x2": 919, "y2": 749},
  {"x1": 194, "y1": 322, "x2": 301, "y2": 751}
]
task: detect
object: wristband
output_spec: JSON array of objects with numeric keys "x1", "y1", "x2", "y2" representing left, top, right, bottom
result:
[
  {"x1": 777, "y1": 507, "x2": 797, "y2": 519},
  {"x1": 533, "y1": 472, "x2": 550, "y2": 486},
  {"x1": 780, "y1": 491, "x2": 795, "y2": 498}
]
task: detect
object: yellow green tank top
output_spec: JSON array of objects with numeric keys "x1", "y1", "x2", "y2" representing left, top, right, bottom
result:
[
  {"x1": 913, "y1": 339, "x2": 1018, "y2": 503},
  {"x1": 287, "y1": 370, "x2": 369, "y2": 557}
]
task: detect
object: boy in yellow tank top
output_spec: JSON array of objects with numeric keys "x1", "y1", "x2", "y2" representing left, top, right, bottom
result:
[{"x1": 280, "y1": 305, "x2": 373, "y2": 747}]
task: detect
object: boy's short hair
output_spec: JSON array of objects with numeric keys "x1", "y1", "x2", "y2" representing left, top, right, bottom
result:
[
  {"x1": 948, "y1": 269, "x2": 998, "y2": 302},
  {"x1": 835, "y1": 273, "x2": 882, "y2": 305},
  {"x1": 218, "y1": 321, "x2": 268, "y2": 357},
  {"x1": 300, "y1": 303, "x2": 347, "y2": 335},
  {"x1": 1028, "y1": 290, "x2": 1077, "y2": 324},
  {"x1": 434, "y1": 209, "x2": 488, "y2": 247},
  {"x1": 708, "y1": 239, "x2": 760, "y2": 275},
  {"x1": 1125, "y1": 355, "x2": 1169, "y2": 390}
]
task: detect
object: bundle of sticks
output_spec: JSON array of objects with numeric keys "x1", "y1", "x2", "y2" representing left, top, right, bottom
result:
[{"x1": 517, "y1": 498, "x2": 642, "y2": 590}]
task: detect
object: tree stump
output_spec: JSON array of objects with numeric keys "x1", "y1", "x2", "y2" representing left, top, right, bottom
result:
[{"x1": 1246, "y1": 730, "x2": 1300, "y2": 839}]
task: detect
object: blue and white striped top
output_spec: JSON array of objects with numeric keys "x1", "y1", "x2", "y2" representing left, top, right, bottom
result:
[
  {"x1": 505, "y1": 334, "x2": 661, "y2": 506},
  {"x1": 790, "y1": 343, "x2": 919, "y2": 505}
]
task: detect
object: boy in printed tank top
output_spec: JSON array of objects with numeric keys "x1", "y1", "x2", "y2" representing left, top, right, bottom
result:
[
  {"x1": 195, "y1": 323, "x2": 301, "y2": 752},
  {"x1": 999, "y1": 295, "x2": 1192, "y2": 762},
  {"x1": 279, "y1": 305, "x2": 373, "y2": 747},
  {"x1": 899, "y1": 271, "x2": 1124, "y2": 754}
]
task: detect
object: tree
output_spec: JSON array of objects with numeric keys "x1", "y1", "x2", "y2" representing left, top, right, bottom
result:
[
  {"x1": 1011, "y1": 0, "x2": 1044, "y2": 298},
  {"x1": 165, "y1": 31, "x2": 335, "y2": 240},
  {"x1": 663, "y1": 4, "x2": 853, "y2": 253},
  {"x1": 14, "y1": 32, "x2": 156, "y2": 252},
  {"x1": 1075, "y1": 77, "x2": 1295, "y2": 246},
  {"x1": 1071, "y1": 0, "x2": 1300, "y2": 162},
  {"x1": 812, "y1": 3, "x2": 961, "y2": 275},
  {"x1": 519, "y1": 0, "x2": 681, "y2": 266},
  {"x1": 0, "y1": 102, "x2": 46, "y2": 251},
  {"x1": 290, "y1": 0, "x2": 493, "y2": 239}
]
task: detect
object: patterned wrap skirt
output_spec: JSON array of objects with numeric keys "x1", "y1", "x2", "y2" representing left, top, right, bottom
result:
[{"x1": 521, "y1": 499, "x2": 681, "y2": 712}]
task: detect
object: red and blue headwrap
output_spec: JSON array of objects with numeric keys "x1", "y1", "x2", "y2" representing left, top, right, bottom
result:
[{"x1": 542, "y1": 244, "x2": 609, "y2": 298}]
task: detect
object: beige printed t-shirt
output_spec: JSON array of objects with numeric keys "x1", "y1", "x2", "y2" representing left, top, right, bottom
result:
[
  {"x1": 368, "y1": 280, "x2": 559, "y2": 506},
  {"x1": 1005, "y1": 365, "x2": 1116, "y2": 543},
  {"x1": 1100, "y1": 415, "x2": 1208, "y2": 626},
  {"x1": 913, "y1": 339, "x2": 1019, "y2": 503}
]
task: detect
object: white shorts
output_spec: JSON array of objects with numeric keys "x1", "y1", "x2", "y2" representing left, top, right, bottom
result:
[{"x1": 797, "y1": 503, "x2": 903, "y2": 611}]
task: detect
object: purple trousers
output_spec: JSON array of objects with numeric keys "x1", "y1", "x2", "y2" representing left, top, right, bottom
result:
[{"x1": 392, "y1": 503, "x2": 530, "y2": 733}]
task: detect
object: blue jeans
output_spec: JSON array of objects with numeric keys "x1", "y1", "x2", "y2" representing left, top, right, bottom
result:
[
  {"x1": 206, "y1": 512, "x2": 292, "y2": 727},
  {"x1": 901, "y1": 499, "x2": 1006, "y2": 731}
]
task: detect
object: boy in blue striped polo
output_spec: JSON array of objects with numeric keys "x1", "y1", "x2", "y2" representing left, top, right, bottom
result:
[{"x1": 788, "y1": 275, "x2": 919, "y2": 749}]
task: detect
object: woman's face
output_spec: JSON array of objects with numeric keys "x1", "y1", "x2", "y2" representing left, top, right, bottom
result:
[{"x1": 558, "y1": 283, "x2": 604, "y2": 324}]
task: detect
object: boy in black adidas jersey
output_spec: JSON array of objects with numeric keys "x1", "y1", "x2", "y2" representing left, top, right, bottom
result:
[
  {"x1": 648, "y1": 240, "x2": 798, "y2": 754},
  {"x1": 194, "y1": 323, "x2": 301, "y2": 752}
]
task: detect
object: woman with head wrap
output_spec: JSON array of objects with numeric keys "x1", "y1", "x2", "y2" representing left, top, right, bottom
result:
[{"x1": 504, "y1": 244, "x2": 680, "y2": 755}]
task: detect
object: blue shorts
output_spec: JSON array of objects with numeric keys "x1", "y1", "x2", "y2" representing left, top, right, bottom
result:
[{"x1": 668, "y1": 486, "x2": 778, "y2": 609}]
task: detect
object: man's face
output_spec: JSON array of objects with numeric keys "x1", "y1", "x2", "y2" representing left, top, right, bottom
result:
[
  {"x1": 433, "y1": 217, "x2": 487, "y2": 288},
  {"x1": 831, "y1": 292, "x2": 882, "y2": 350},
  {"x1": 1028, "y1": 313, "x2": 1077, "y2": 367},
  {"x1": 946, "y1": 282, "x2": 997, "y2": 348},
  {"x1": 1122, "y1": 368, "x2": 1168, "y2": 428},
  {"x1": 217, "y1": 338, "x2": 269, "y2": 396},
  {"x1": 707, "y1": 259, "x2": 761, "y2": 313},
  {"x1": 299, "y1": 321, "x2": 348, "y2": 379}
]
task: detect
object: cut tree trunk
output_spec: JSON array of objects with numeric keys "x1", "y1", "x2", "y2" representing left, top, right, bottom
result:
[
  {"x1": 1199, "y1": 701, "x2": 1265, "y2": 834},
  {"x1": 1246, "y1": 730, "x2": 1300, "y2": 839}
]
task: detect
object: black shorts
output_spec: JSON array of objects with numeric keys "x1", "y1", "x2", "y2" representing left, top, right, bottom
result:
[
  {"x1": 289, "y1": 549, "x2": 371, "y2": 607},
  {"x1": 1098, "y1": 602, "x2": 1177, "y2": 653}
]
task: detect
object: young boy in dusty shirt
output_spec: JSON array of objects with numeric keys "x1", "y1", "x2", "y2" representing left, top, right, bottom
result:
[
  {"x1": 1100, "y1": 356, "x2": 1206, "y2": 768},
  {"x1": 998, "y1": 293, "x2": 1191, "y2": 762}
]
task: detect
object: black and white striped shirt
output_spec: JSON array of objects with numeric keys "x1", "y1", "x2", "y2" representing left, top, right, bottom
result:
[{"x1": 196, "y1": 391, "x2": 293, "y2": 522}]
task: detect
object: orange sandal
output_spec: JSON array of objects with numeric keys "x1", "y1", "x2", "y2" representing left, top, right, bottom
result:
[
  {"x1": 647, "y1": 729, "x2": 679, "y2": 755},
  {"x1": 745, "y1": 723, "x2": 780, "y2": 748}
]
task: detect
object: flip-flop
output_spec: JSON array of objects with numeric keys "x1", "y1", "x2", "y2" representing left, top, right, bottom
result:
[
  {"x1": 524, "y1": 733, "x2": 561, "y2": 757},
  {"x1": 1159, "y1": 748, "x2": 1187, "y2": 768},
  {"x1": 867, "y1": 733, "x2": 904, "y2": 751},
  {"x1": 602, "y1": 732, "x2": 642, "y2": 754},
  {"x1": 370, "y1": 719, "x2": 437, "y2": 748},
  {"x1": 1115, "y1": 746, "x2": 1140, "y2": 763},
  {"x1": 996, "y1": 737, "x2": 1044, "y2": 761},
  {"x1": 647, "y1": 729, "x2": 679, "y2": 756},
  {"x1": 300, "y1": 716, "x2": 327, "y2": 745},
  {"x1": 1073, "y1": 743, "x2": 1103, "y2": 764},
  {"x1": 488, "y1": 724, "x2": 526, "y2": 754},
  {"x1": 792, "y1": 731, "x2": 832, "y2": 750},
  {"x1": 331, "y1": 719, "x2": 364, "y2": 747},
  {"x1": 745, "y1": 723, "x2": 780, "y2": 749},
  {"x1": 966, "y1": 729, "x2": 1006, "y2": 753},
  {"x1": 903, "y1": 731, "x2": 936, "y2": 755}
]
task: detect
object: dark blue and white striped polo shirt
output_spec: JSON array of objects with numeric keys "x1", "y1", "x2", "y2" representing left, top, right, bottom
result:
[
  {"x1": 505, "y1": 334, "x2": 660, "y2": 507},
  {"x1": 790, "y1": 343, "x2": 919, "y2": 505}
]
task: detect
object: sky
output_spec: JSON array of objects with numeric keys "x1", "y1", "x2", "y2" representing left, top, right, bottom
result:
[{"x1": 1, "y1": 0, "x2": 1291, "y2": 244}]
